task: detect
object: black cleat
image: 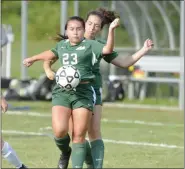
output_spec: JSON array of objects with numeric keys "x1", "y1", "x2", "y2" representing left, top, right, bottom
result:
[
  {"x1": 57, "y1": 147, "x2": 72, "y2": 169},
  {"x1": 19, "y1": 164, "x2": 28, "y2": 169}
]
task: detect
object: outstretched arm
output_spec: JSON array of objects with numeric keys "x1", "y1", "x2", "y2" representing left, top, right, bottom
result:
[
  {"x1": 43, "y1": 57, "x2": 58, "y2": 80},
  {"x1": 111, "y1": 39, "x2": 154, "y2": 68},
  {"x1": 102, "y1": 18, "x2": 120, "y2": 55},
  {"x1": 23, "y1": 50, "x2": 56, "y2": 67}
]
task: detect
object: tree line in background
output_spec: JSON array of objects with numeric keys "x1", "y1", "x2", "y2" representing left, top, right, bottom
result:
[{"x1": 2, "y1": 1, "x2": 180, "y2": 47}]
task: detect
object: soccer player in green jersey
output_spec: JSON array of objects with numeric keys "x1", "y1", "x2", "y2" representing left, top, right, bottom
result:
[
  {"x1": 44, "y1": 8, "x2": 154, "y2": 169},
  {"x1": 23, "y1": 16, "x2": 120, "y2": 168}
]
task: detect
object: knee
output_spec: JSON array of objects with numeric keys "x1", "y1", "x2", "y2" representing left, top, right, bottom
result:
[
  {"x1": 72, "y1": 128, "x2": 87, "y2": 143},
  {"x1": 53, "y1": 128, "x2": 68, "y2": 138}
]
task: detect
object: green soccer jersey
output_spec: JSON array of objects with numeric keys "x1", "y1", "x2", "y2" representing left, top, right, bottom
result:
[
  {"x1": 51, "y1": 39, "x2": 105, "y2": 82},
  {"x1": 92, "y1": 38, "x2": 118, "y2": 88}
]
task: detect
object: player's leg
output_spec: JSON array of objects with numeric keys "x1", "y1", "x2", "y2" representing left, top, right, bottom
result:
[
  {"x1": 52, "y1": 92, "x2": 72, "y2": 169},
  {"x1": 1, "y1": 139, "x2": 27, "y2": 169},
  {"x1": 52, "y1": 105, "x2": 71, "y2": 169},
  {"x1": 70, "y1": 84, "x2": 94, "y2": 168},
  {"x1": 71, "y1": 107, "x2": 92, "y2": 168},
  {"x1": 69, "y1": 108, "x2": 93, "y2": 168},
  {"x1": 88, "y1": 105, "x2": 104, "y2": 168},
  {"x1": 88, "y1": 87, "x2": 104, "y2": 168}
]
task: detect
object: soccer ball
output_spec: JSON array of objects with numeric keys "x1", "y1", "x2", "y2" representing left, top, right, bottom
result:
[{"x1": 55, "y1": 65, "x2": 81, "y2": 91}]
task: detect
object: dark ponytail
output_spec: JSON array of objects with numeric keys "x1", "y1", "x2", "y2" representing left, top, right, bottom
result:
[
  {"x1": 53, "y1": 33, "x2": 68, "y2": 42},
  {"x1": 98, "y1": 8, "x2": 119, "y2": 26}
]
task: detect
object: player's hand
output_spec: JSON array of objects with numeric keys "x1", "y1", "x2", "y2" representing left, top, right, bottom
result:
[
  {"x1": 109, "y1": 18, "x2": 120, "y2": 30},
  {"x1": 23, "y1": 57, "x2": 34, "y2": 67},
  {"x1": 45, "y1": 69, "x2": 55, "y2": 80},
  {"x1": 1, "y1": 97, "x2": 8, "y2": 113},
  {"x1": 143, "y1": 39, "x2": 154, "y2": 51}
]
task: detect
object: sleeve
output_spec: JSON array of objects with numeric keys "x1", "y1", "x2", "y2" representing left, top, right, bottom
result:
[
  {"x1": 103, "y1": 51, "x2": 118, "y2": 63},
  {"x1": 50, "y1": 42, "x2": 60, "y2": 58},
  {"x1": 90, "y1": 40, "x2": 105, "y2": 60}
]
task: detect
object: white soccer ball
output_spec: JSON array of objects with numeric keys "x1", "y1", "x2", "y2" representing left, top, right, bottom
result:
[{"x1": 55, "y1": 65, "x2": 81, "y2": 91}]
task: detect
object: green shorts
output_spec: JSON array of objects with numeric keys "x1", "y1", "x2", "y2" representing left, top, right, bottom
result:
[
  {"x1": 52, "y1": 83, "x2": 96, "y2": 112},
  {"x1": 93, "y1": 87, "x2": 102, "y2": 105}
]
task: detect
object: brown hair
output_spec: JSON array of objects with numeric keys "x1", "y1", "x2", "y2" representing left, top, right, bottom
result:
[
  {"x1": 86, "y1": 8, "x2": 119, "y2": 29},
  {"x1": 53, "y1": 16, "x2": 85, "y2": 42}
]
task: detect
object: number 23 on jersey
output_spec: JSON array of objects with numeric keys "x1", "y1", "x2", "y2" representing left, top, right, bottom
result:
[{"x1": 63, "y1": 53, "x2": 78, "y2": 65}]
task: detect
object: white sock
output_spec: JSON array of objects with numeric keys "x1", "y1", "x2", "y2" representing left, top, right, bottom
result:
[{"x1": 2, "y1": 142, "x2": 22, "y2": 168}]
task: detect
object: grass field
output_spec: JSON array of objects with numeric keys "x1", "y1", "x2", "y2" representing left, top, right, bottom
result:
[{"x1": 1, "y1": 101, "x2": 184, "y2": 168}]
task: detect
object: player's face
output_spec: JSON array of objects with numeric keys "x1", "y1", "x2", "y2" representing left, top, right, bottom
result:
[
  {"x1": 85, "y1": 15, "x2": 102, "y2": 39},
  {"x1": 66, "y1": 20, "x2": 85, "y2": 44}
]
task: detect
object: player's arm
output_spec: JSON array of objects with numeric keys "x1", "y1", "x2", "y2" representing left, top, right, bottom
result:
[
  {"x1": 111, "y1": 39, "x2": 154, "y2": 68},
  {"x1": 23, "y1": 50, "x2": 57, "y2": 67},
  {"x1": 102, "y1": 18, "x2": 120, "y2": 55},
  {"x1": 43, "y1": 57, "x2": 58, "y2": 80}
]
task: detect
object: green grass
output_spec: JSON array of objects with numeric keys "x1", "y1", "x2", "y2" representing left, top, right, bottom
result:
[
  {"x1": 10, "y1": 40, "x2": 58, "y2": 79},
  {"x1": 2, "y1": 101, "x2": 184, "y2": 168}
]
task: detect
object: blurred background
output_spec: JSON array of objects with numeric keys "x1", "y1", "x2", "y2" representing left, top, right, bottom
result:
[
  {"x1": 1, "y1": 1, "x2": 184, "y2": 109},
  {"x1": 1, "y1": 1, "x2": 184, "y2": 168}
]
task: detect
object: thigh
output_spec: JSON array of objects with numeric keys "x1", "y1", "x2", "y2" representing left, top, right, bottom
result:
[
  {"x1": 72, "y1": 108, "x2": 92, "y2": 137},
  {"x1": 90, "y1": 105, "x2": 102, "y2": 129},
  {"x1": 52, "y1": 106, "x2": 71, "y2": 137}
]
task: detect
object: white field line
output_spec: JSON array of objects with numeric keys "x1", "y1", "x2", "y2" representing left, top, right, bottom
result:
[
  {"x1": 2, "y1": 130, "x2": 54, "y2": 139},
  {"x1": 39, "y1": 126, "x2": 52, "y2": 131},
  {"x1": 2, "y1": 130, "x2": 184, "y2": 149},
  {"x1": 6, "y1": 111, "x2": 183, "y2": 127},
  {"x1": 6, "y1": 111, "x2": 51, "y2": 117},
  {"x1": 103, "y1": 102, "x2": 180, "y2": 111},
  {"x1": 102, "y1": 138, "x2": 184, "y2": 149},
  {"x1": 101, "y1": 119, "x2": 183, "y2": 127}
]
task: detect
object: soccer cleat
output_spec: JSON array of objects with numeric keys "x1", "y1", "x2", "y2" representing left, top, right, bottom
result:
[
  {"x1": 19, "y1": 164, "x2": 28, "y2": 169},
  {"x1": 57, "y1": 147, "x2": 72, "y2": 169}
]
